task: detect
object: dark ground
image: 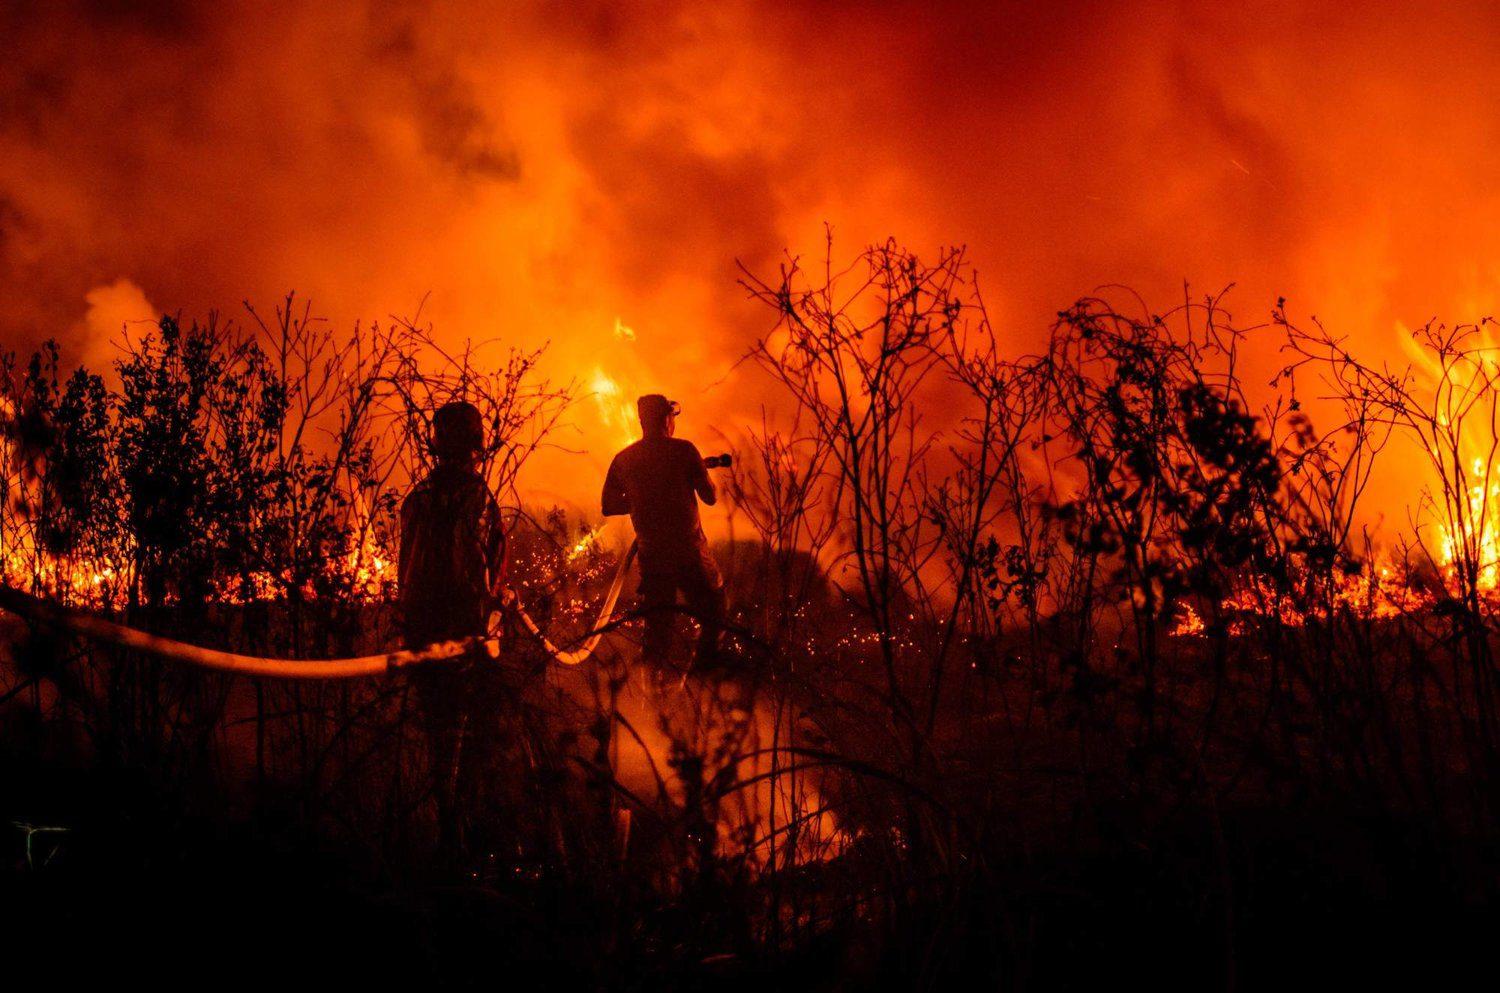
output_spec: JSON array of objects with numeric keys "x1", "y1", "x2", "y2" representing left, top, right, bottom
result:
[{"x1": 3, "y1": 746, "x2": 1493, "y2": 991}]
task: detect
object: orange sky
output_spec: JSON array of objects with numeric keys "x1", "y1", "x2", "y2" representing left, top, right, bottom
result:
[{"x1": 4, "y1": 0, "x2": 1500, "y2": 517}]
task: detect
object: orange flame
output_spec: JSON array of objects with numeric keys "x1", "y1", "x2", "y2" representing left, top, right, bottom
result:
[{"x1": 590, "y1": 368, "x2": 638, "y2": 449}]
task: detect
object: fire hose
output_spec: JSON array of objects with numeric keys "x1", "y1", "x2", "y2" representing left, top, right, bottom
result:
[
  {"x1": 0, "y1": 539, "x2": 639, "y2": 680},
  {"x1": 506, "y1": 541, "x2": 636, "y2": 667}
]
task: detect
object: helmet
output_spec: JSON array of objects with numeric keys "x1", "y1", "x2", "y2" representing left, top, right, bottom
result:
[
  {"x1": 636, "y1": 394, "x2": 680, "y2": 431},
  {"x1": 431, "y1": 401, "x2": 484, "y2": 458}
]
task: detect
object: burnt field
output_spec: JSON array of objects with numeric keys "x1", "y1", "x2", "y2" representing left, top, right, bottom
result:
[{"x1": 4, "y1": 247, "x2": 1500, "y2": 989}]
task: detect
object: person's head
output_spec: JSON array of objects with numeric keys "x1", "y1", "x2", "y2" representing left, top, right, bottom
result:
[
  {"x1": 430, "y1": 401, "x2": 484, "y2": 464},
  {"x1": 636, "y1": 394, "x2": 677, "y2": 438}
]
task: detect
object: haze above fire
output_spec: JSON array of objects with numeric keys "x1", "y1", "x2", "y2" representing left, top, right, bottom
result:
[{"x1": 4, "y1": 0, "x2": 1498, "y2": 509}]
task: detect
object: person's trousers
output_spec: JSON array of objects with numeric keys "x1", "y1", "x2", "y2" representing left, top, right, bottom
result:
[
  {"x1": 637, "y1": 552, "x2": 725, "y2": 665},
  {"x1": 404, "y1": 611, "x2": 483, "y2": 860}
]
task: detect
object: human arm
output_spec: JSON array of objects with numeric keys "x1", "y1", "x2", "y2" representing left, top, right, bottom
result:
[
  {"x1": 688, "y1": 443, "x2": 717, "y2": 506},
  {"x1": 484, "y1": 494, "x2": 507, "y2": 596},
  {"x1": 601, "y1": 454, "x2": 630, "y2": 517},
  {"x1": 397, "y1": 492, "x2": 417, "y2": 595}
]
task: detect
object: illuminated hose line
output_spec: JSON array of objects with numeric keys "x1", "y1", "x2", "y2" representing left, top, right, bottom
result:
[
  {"x1": 0, "y1": 540, "x2": 639, "y2": 679},
  {"x1": 507, "y1": 541, "x2": 636, "y2": 667}
]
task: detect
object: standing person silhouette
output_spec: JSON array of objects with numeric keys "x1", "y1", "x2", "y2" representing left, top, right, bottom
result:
[
  {"x1": 601, "y1": 394, "x2": 725, "y2": 668},
  {"x1": 398, "y1": 400, "x2": 505, "y2": 859}
]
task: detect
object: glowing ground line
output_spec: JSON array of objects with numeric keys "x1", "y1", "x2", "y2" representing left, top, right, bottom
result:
[{"x1": 0, "y1": 540, "x2": 639, "y2": 679}]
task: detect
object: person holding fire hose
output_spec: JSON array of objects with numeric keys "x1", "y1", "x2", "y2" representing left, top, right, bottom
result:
[
  {"x1": 601, "y1": 394, "x2": 728, "y2": 669},
  {"x1": 399, "y1": 400, "x2": 506, "y2": 857}
]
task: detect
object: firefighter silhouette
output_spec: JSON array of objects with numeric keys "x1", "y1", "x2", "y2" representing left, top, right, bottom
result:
[
  {"x1": 399, "y1": 401, "x2": 505, "y2": 644},
  {"x1": 399, "y1": 400, "x2": 505, "y2": 857},
  {"x1": 602, "y1": 394, "x2": 725, "y2": 667}
]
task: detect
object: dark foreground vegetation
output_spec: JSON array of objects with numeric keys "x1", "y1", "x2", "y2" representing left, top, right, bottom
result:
[{"x1": 3, "y1": 242, "x2": 1498, "y2": 989}]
